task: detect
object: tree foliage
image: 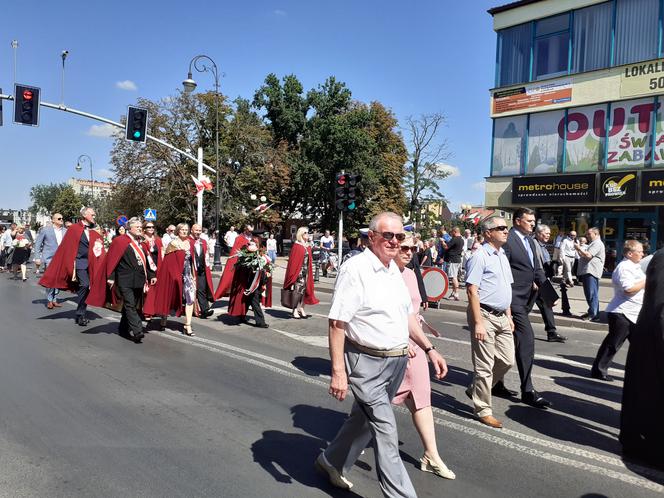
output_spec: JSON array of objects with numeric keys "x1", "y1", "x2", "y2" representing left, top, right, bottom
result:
[
  {"x1": 51, "y1": 186, "x2": 83, "y2": 222},
  {"x1": 29, "y1": 182, "x2": 69, "y2": 215}
]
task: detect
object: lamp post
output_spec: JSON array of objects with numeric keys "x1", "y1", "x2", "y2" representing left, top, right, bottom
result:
[
  {"x1": 75, "y1": 154, "x2": 94, "y2": 201},
  {"x1": 183, "y1": 54, "x2": 222, "y2": 270}
]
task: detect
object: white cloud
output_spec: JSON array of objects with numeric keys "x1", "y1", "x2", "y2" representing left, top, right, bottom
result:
[
  {"x1": 434, "y1": 163, "x2": 460, "y2": 177},
  {"x1": 472, "y1": 180, "x2": 486, "y2": 191},
  {"x1": 86, "y1": 123, "x2": 121, "y2": 138},
  {"x1": 273, "y1": 9, "x2": 287, "y2": 16},
  {"x1": 116, "y1": 80, "x2": 137, "y2": 91}
]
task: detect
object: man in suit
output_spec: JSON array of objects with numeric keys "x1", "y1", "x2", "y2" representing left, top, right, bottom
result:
[
  {"x1": 533, "y1": 224, "x2": 567, "y2": 343},
  {"x1": 34, "y1": 213, "x2": 67, "y2": 309},
  {"x1": 190, "y1": 224, "x2": 215, "y2": 318},
  {"x1": 105, "y1": 217, "x2": 156, "y2": 343},
  {"x1": 496, "y1": 208, "x2": 552, "y2": 409}
]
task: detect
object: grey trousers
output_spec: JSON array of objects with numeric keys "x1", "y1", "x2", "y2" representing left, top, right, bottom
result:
[{"x1": 324, "y1": 344, "x2": 416, "y2": 498}]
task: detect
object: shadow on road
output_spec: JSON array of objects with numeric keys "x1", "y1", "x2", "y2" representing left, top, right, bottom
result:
[
  {"x1": 553, "y1": 377, "x2": 623, "y2": 404},
  {"x1": 542, "y1": 389, "x2": 620, "y2": 429},
  {"x1": 505, "y1": 404, "x2": 621, "y2": 454},
  {"x1": 534, "y1": 358, "x2": 592, "y2": 377},
  {"x1": 560, "y1": 354, "x2": 625, "y2": 371},
  {"x1": 292, "y1": 356, "x2": 330, "y2": 378},
  {"x1": 251, "y1": 404, "x2": 364, "y2": 496},
  {"x1": 265, "y1": 308, "x2": 296, "y2": 320}
]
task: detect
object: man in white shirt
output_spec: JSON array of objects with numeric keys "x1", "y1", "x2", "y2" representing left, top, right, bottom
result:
[
  {"x1": 224, "y1": 225, "x2": 238, "y2": 254},
  {"x1": 316, "y1": 212, "x2": 447, "y2": 497},
  {"x1": 591, "y1": 240, "x2": 645, "y2": 380},
  {"x1": 162, "y1": 225, "x2": 176, "y2": 248}
]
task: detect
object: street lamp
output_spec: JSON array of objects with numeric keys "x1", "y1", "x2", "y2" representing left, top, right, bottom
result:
[
  {"x1": 75, "y1": 154, "x2": 94, "y2": 201},
  {"x1": 183, "y1": 54, "x2": 222, "y2": 270}
]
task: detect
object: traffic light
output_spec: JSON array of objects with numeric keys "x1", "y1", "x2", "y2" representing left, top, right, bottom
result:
[
  {"x1": 13, "y1": 84, "x2": 40, "y2": 126},
  {"x1": 126, "y1": 105, "x2": 148, "y2": 142},
  {"x1": 334, "y1": 173, "x2": 362, "y2": 211}
]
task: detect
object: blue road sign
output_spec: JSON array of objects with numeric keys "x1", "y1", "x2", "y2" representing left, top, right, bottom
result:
[
  {"x1": 144, "y1": 209, "x2": 157, "y2": 221},
  {"x1": 117, "y1": 215, "x2": 128, "y2": 226}
]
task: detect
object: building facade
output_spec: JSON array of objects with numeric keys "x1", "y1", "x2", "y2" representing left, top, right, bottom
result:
[
  {"x1": 487, "y1": 0, "x2": 664, "y2": 257},
  {"x1": 68, "y1": 177, "x2": 113, "y2": 198}
]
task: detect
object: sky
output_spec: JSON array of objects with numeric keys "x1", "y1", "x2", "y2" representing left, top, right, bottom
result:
[{"x1": 0, "y1": 0, "x2": 500, "y2": 213}]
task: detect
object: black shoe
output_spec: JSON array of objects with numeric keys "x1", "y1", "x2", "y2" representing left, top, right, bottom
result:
[
  {"x1": 521, "y1": 390, "x2": 552, "y2": 409},
  {"x1": 590, "y1": 316, "x2": 602, "y2": 323},
  {"x1": 492, "y1": 382, "x2": 518, "y2": 398},
  {"x1": 200, "y1": 309, "x2": 214, "y2": 319},
  {"x1": 254, "y1": 322, "x2": 269, "y2": 328},
  {"x1": 561, "y1": 311, "x2": 573, "y2": 317},
  {"x1": 132, "y1": 330, "x2": 145, "y2": 343},
  {"x1": 465, "y1": 386, "x2": 472, "y2": 400},
  {"x1": 590, "y1": 370, "x2": 613, "y2": 381},
  {"x1": 547, "y1": 333, "x2": 567, "y2": 343},
  {"x1": 78, "y1": 317, "x2": 89, "y2": 327}
]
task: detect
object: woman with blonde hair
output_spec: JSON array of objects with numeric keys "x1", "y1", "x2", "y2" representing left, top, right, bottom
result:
[
  {"x1": 11, "y1": 225, "x2": 33, "y2": 282},
  {"x1": 283, "y1": 226, "x2": 319, "y2": 318},
  {"x1": 143, "y1": 223, "x2": 196, "y2": 336},
  {"x1": 392, "y1": 234, "x2": 456, "y2": 480}
]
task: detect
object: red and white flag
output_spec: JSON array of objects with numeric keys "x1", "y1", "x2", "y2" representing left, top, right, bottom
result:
[{"x1": 191, "y1": 175, "x2": 213, "y2": 197}]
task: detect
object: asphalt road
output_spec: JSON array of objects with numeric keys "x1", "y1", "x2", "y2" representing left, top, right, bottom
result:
[{"x1": 0, "y1": 273, "x2": 662, "y2": 498}]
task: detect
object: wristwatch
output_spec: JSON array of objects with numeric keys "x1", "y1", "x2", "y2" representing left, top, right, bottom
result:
[{"x1": 424, "y1": 346, "x2": 436, "y2": 354}]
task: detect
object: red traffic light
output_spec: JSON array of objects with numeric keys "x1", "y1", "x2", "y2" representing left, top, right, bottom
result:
[
  {"x1": 336, "y1": 173, "x2": 347, "y2": 185},
  {"x1": 22, "y1": 90, "x2": 33, "y2": 100}
]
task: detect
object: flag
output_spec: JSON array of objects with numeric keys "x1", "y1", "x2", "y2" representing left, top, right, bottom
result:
[{"x1": 192, "y1": 175, "x2": 213, "y2": 196}]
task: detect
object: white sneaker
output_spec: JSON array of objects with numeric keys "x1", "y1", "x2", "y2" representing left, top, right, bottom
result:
[{"x1": 315, "y1": 452, "x2": 353, "y2": 490}]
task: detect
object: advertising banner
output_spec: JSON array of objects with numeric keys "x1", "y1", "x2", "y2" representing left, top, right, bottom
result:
[
  {"x1": 493, "y1": 79, "x2": 572, "y2": 114},
  {"x1": 597, "y1": 171, "x2": 638, "y2": 202},
  {"x1": 512, "y1": 173, "x2": 596, "y2": 204},
  {"x1": 641, "y1": 169, "x2": 664, "y2": 202},
  {"x1": 620, "y1": 60, "x2": 664, "y2": 98}
]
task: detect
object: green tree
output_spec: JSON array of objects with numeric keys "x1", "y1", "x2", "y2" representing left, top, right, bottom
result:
[
  {"x1": 52, "y1": 186, "x2": 83, "y2": 222},
  {"x1": 29, "y1": 182, "x2": 69, "y2": 215}
]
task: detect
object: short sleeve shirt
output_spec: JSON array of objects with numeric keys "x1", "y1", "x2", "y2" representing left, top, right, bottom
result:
[
  {"x1": 578, "y1": 239, "x2": 606, "y2": 279},
  {"x1": 329, "y1": 248, "x2": 412, "y2": 350},
  {"x1": 605, "y1": 259, "x2": 645, "y2": 323},
  {"x1": 465, "y1": 243, "x2": 514, "y2": 312}
]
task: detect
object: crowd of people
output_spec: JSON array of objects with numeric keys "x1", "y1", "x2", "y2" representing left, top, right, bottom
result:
[{"x1": 2, "y1": 206, "x2": 662, "y2": 496}]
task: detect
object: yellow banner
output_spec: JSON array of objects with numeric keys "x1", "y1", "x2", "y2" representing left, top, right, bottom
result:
[{"x1": 620, "y1": 60, "x2": 664, "y2": 98}]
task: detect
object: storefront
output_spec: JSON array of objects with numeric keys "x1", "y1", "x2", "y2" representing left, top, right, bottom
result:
[{"x1": 512, "y1": 170, "x2": 663, "y2": 271}]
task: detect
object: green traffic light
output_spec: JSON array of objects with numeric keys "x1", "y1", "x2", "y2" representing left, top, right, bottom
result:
[
  {"x1": 348, "y1": 201, "x2": 356, "y2": 210},
  {"x1": 133, "y1": 131, "x2": 142, "y2": 139}
]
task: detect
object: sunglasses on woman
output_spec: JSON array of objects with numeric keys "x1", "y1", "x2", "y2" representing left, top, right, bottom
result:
[{"x1": 400, "y1": 245, "x2": 418, "y2": 252}]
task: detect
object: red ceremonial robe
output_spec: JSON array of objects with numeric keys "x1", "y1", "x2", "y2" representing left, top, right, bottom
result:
[
  {"x1": 141, "y1": 236, "x2": 163, "y2": 317},
  {"x1": 87, "y1": 234, "x2": 137, "y2": 308},
  {"x1": 189, "y1": 236, "x2": 215, "y2": 303},
  {"x1": 39, "y1": 222, "x2": 106, "y2": 305},
  {"x1": 283, "y1": 242, "x2": 319, "y2": 305},
  {"x1": 214, "y1": 234, "x2": 251, "y2": 299},
  {"x1": 143, "y1": 246, "x2": 188, "y2": 317}
]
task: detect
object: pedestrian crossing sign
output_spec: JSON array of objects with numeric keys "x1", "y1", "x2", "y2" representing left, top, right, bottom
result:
[{"x1": 144, "y1": 209, "x2": 157, "y2": 221}]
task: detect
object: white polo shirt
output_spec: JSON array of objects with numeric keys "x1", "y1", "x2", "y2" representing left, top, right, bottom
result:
[
  {"x1": 329, "y1": 248, "x2": 412, "y2": 350},
  {"x1": 605, "y1": 258, "x2": 645, "y2": 324}
]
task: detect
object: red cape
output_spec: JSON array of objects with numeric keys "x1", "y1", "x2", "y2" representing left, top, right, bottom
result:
[
  {"x1": 190, "y1": 236, "x2": 214, "y2": 302},
  {"x1": 283, "y1": 243, "x2": 319, "y2": 305},
  {"x1": 141, "y1": 236, "x2": 163, "y2": 266},
  {"x1": 39, "y1": 222, "x2": 106, "y2": 304},
  {"x1": 143, "y1": 248, "x2": 187, "y2": 317},
  {"x1": 214, "y1": 235, "x2": 250, "y2": 299}
]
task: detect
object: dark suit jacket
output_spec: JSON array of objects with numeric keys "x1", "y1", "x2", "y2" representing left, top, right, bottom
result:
[
  {"x1": 504, "y1": 228, "x2": 546, "y2": 309},
  {"x1": 112, "y1": 245, "x2": 155, "y2": 289}
]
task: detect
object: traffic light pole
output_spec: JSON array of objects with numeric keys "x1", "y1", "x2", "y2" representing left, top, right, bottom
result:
[
  {"x1": 338, "y1": 211, "x2": 343, "y2": 264},
  {"x1": 0, "y1": 93, "x2": 216, "y2": 174}
]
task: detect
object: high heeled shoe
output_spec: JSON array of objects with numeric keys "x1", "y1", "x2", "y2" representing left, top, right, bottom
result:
[
  {"x1": 291, "y1": 310, "x2": 301, "y2": 319},
  {"x1": 419, "y1": 455, "x2": 456, "y2": 480},
  {"x1": 183, "y1": 323, "x2": 195, "y2": 336}
]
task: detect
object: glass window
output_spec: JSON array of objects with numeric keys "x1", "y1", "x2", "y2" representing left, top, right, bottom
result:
[
  {"x1": 607, "y1": 98, "x2": 655, "y2": 169},
  {"x1": 571, "y1": 2, "x2": 612, "y2": 73},
  {"x1": 526, "y1": 110, "x2": 565, "y2": 174},
  {"x1": 565, "y1": 104, "x2": 608, "y2": 172},
  {"x1": 654, "y1": 99, "x2": 664, "y2": 167},
  {"x1": 492, "y1": 115, "x2": 527, "y2": 176},
  {"x1": 497, "y1": 23, "x2": 532, "y2": 87},
  {"x1": 614, "y1": 0, "x2": 659, "y2": 66},
  {"x1": 533, "y1": 13, "x2": 570, "y2": 80}
]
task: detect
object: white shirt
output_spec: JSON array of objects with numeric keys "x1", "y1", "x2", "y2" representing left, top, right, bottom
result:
[
  {"x1": 162, "y1": 233, "x2": 174, "y2": 248},
  {"x1": 605, "y1": 259, "x2": 645, "y2": 324},
  {"x1": 328, "y1": 248, "x2": 412, "y2": 350},
  {"x1": 224, "y1": 230, "x2": 238, "y2": 247},
  {"x1": 560, "y1": 237, "x2": 576, "y2": 258},
  {"x1": 55, "y1": 227, "x2": 64, "y2": 245},
  {"x1": 266, "y1": 238, "x2": 277, "y2": 251},
  {"x1": 320, "y1": 235, "x2": 334, "y2": 249}
]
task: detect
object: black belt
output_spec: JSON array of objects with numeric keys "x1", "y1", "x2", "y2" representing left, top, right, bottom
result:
[{"x1": 480, "y1": 303, "x2": 506, "y2": 317}]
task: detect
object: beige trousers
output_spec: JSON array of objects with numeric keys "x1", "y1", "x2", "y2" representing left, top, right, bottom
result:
[{"x1": 468, "y1": 308, "x2": 515, "y2": 418}]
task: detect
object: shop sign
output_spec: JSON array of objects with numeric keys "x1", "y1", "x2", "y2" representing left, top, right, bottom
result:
[
  {"x1": 512, "y1": 174, "x2": 595, "y2": 204},
  {"x1": 641, "y1": 169, "x2": 664, "y2": 202},
  {"x1": 597, "y1": 171, "x2": 638, "y2": 202},
  {"x1": 620, "y1": 59, "x2": 664, "y2": 98},
  {"x1": 493, "y1": 79, "x2": 572, "y2": 114}
]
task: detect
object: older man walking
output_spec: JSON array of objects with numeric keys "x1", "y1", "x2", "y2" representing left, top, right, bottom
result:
[
  {"x1": 576, "y1": 227, "x2": 606, "y2": 322},
  {"x1": 34, "y1": 213, "x2": 67, "y2": 309},
  {"x1": 533, "y1": 224, "x2": 566, "y2": 343},
  {"x1": 465, "y1": 217, "x2": 515, "y2": 428},
  {"x1": 316, "y1": 211, "x2": 447, "y2": 497}
]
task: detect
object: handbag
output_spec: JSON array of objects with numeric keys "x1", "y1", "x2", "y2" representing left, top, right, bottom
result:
[{"x1": 281, "y1": 284, "x2": 304, "y2": 308}]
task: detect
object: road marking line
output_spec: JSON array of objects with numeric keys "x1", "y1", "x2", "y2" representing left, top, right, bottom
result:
[{"x1": 150, "y1": 329, "x2": 664, "y2": 491}]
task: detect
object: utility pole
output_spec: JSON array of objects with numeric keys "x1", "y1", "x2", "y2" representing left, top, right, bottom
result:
[
  {"x1": 337, "y1": 169, "x2": 344, "y2": 264},
  {"x1": 60, "y1": 50, "x2": 69, "y2": 106},
  {"x1": 11, "y1": 40, "x2": 18, "y2": 86},
  {"x1": 197, "y1": 147, "x2": 203, "y2": 226}
]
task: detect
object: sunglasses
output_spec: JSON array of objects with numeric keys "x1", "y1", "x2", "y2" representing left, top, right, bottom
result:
[
  {"x1": 375, "y1": 231, "x2": 406, "y2": 242},
  {"x1": 489, "y1": 226, "x2": 509, "y2": 232},
  {"x1": 55, "y1": 217, "x2": 63, "y2": 221},
  {"x1": 145, "y1": 226, "x2": 155, "y2": 229},
  {"x1": 400, "y1": 245, "x2": 418, "y2": 252}
]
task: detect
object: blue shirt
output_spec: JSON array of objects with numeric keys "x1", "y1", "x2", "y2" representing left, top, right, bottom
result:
[{"x1": 465, "y1": 243, "x2": 514, "y2": 311}]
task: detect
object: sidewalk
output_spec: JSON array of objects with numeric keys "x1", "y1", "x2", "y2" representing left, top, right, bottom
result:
[{"x1": 213, "y1": 256, "x2": 610, "y2": 332}]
